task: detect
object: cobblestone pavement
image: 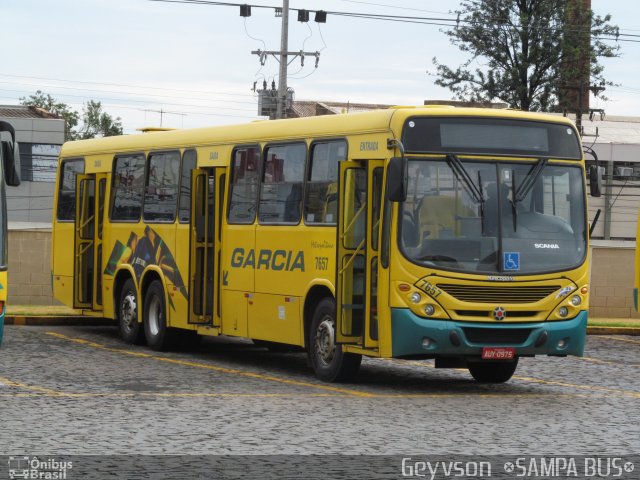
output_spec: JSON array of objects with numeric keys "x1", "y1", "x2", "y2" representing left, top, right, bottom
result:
[{"x1": 0, "y1": 326, "x2": 638, "y2": 456}]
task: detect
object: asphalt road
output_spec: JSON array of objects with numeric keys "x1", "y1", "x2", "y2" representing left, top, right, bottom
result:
[{"x1": 0, "y1": 325, "x2": 638, "y2": 476}]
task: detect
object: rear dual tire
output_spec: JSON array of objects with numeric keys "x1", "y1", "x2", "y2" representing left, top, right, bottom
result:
[
  {"x1": 117, "y1": 278, "x2": 176, "y2": 351},
  {"x1": 143, "y1": 280, "x2": 176, "y2": 351},
  {"x1": 118, "y1": 278, "x2": 144, "y2": 345}
]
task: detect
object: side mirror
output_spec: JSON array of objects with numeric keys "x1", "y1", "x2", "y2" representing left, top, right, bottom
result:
[
  {"x1": 386, "y1": 157, "x2": 408, "y2": 202},
  {"x1": 0, "y1": 121, "x2": 21, "y2": 186},
  {"x1": 589, "y1": 165, "x2": 601, "y2": 198}
]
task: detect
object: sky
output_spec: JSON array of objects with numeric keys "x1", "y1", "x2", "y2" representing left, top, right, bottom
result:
[{"x1": 3, "y1": 0, "x2": 639, "y2": 134}]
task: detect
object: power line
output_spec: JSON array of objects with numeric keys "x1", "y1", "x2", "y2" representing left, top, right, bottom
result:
[
  {"x1": 0, "y1": 80, "x2": 257, "y2": 106},
  {"x1": 334, "y1": 0, "x2": 450, "y2": 16},
  {"x1": 0, "y1": 73, "x2": 254, "y2": 98},
  {"x1": 103, "y1": 103, "x2": 257, "y2": 119},
  {"x1": 0, "y1": 88, "x2": 257, "y2": 114},
  {"x1": 145, "y1": 0, "x2": 640, "y2": 40}
]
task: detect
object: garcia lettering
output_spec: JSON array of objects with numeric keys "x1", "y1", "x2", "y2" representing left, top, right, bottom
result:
[{"x1": 231, "y1": 248, "x2": 305, "y2": 272}]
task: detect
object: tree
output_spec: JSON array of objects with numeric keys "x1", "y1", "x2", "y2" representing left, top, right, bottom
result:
[
  {"x1": 20, "y1": 93, "x2": 123, "y2": 140},
  {"x1": 432, "y1": 0, "x2": 619, "y2": 111},
  {"x1": 20, "y1": 90, "x2": 79, "y2": 141},
  {"x1": 75, "y1": 100, "x2": 123, "y2": 140}
]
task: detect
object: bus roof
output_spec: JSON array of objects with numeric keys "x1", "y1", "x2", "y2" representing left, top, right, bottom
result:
[{"x1": 58, "y1": 106, "x2": 577, "y2": 159}]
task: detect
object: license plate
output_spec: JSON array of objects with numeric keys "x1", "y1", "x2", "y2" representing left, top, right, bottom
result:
[{"x1": 482, "y1": 347, "x2": 516, "y2": 360}]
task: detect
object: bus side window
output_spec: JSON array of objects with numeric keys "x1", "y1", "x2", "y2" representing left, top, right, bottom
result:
[
  {"x1": 110, "y1": 154, "x2": 145, "y2": 222},
  {"x1": 144, "y1": 151, "x2": 180, "y2": 222},
  {"x1": 56, "y1": 159, "x2": 85, "y2": 221},
  {"x1": 304, "y1": 140, "x2": 347, "y2": 225},
  {"x1": 228, "y1": 146, "x2": 260, "y2": 224},
  {"x1": 259, "y1": 143, "x2": 306, "y2": 224},
  {"x1": 178, "y1": 150, "x2": 197, "y2": 223}
]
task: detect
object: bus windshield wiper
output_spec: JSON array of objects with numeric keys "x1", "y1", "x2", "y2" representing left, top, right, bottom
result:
[
  {"x1": 445, "y1": 154, "x2": 485, "y2": 231},
  {"x1": 445, "y1": 154, "x2": 485, "y2": 205},
  {"x1": 514, "y1": 158, "x2": 548, "y2": 204},
  {"x1": 511, "y1": 158, "x2": 548, "y2": 231}
]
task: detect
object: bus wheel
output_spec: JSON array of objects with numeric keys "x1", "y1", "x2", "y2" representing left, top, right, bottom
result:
[
  {"x1": 118, "y1": 278, "x2": 144, "y2": 345},
  {"x1": 468, "y1": 358, "x2": 519, "y2": 383},
  {"x1": 309, "y1": 298, "x2": 362, "y2": 383},
  {"x1": 143, "y1": 280, "x2": 174, "y2": 351}
]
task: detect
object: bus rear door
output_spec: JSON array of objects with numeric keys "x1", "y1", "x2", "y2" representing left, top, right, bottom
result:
[
  {"x1": 189, "y1": 168, "x2": 223, "y2": 327},
  {"x1": 74, "y1": 173, "x2": 107, "y2": 310}
]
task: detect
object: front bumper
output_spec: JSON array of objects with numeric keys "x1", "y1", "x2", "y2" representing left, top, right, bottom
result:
[{"x1": 391, "y1": 308, "x2": 587, "y2": 358}]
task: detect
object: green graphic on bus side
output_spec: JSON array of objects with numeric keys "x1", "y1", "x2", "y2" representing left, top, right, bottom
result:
[{"x1": 104, "y1": 226, "x2": 187, "y2": 309}]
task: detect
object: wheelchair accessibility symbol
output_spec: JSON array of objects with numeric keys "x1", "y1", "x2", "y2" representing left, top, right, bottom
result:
[{"x1": 504, "y1": 252, "x2": 520, "y2": 271}]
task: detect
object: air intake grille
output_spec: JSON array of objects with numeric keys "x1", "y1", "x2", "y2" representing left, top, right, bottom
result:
[{"x1": 436, "y1": 284, "x2": 560, "y2": 304}]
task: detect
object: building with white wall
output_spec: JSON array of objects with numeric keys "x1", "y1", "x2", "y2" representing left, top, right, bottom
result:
[
  {"x1": 582, "y1": 115, "x2": 640, "y2": 240},
  {"x1": 0, "y1": 105, "x2": 65, "y2": 223}
]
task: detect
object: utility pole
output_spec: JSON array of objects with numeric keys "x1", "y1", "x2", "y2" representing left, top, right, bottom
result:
[
  {"x1": 560, "y1": 82, "x2": 606, "y2": 131},
  {"x1": 276, "y1": 0, "x2": 289, "y2": 120},
  {"x1": 249, "y1": 3, "x2": 323, "y2": 119},
  {"x1": 559, "y1": 0, "x2": 607, "y2": 132}
]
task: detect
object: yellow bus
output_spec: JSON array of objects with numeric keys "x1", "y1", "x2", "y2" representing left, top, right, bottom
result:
[
  {"x1": 635, "y1": 210, "x2": 640, "y2": 312},
  {"x1": 0, "y1": 121, "x2": 23, "y2": 346},
  {"x1": 52, "y1": 106, "x2": 593, "y2": 383}
]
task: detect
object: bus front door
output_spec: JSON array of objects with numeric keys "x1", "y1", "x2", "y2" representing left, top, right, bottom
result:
[
  {"x1": 74, "y1": 173, "x2": 106, "y2": 311},
  {"x1": 189, "y1": 168, "x2": 223, "y2": 326},
  {"x1": 336, "y1": 160, "x2": 383, "y2": 349}
]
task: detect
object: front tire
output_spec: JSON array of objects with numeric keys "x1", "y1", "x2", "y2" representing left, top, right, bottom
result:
[
  {"x1": 143, "y1": 280, "x2": 175, "y2": 351},
  {"x1": 118, "y1": 278, "x2": 144, "y2": 345},
  {"x1": 309, "y1": 298, "x2": 361, "y2": 382},
  {"x1": 468, "y1": 358, "x2": 519, "y2": 383}
]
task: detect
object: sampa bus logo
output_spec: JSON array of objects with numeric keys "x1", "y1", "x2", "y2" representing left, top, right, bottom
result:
[{"x1": 230, "y1": 248, "x2": 305, "y2": 272}]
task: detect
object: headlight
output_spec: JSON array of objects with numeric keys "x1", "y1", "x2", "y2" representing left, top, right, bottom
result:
[
  {"x1": 570, "y1": 295, "x2": 582, "y2": 306},
  {"x1": 425, "y1": 304, "x2": 435, "y2": 316},
  {"x1": 410, "y1": 292, "x2": 422, "y2": 304},
  {"x1": 558, "y1": 306, "x2": 569, "y2": 317}
]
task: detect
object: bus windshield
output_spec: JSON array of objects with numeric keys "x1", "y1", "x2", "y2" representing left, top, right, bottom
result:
[{"x1": 399, "y1": 158, "x2": 586, "y2": 275}]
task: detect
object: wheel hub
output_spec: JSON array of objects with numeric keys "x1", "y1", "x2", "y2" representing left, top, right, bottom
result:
[
  {"x1": 315, "y1": 316, "x2": 336, "y2": 366},
  {"x1": 121, "y1": 293, "x2": 137, "y2": 331}
]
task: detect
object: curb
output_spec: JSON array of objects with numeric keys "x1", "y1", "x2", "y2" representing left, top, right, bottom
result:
[
  {"x1": 586, "y1": 326, "x2": 640, "y2": 336},
  {"x1": 5, "y1": 316, "x2": 114, "y2": 326}
]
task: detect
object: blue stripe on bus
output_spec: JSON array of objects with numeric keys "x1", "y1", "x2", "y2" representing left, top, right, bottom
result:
[{"x1": 391, "y1": 309, "x2": 587, "y2": 358}]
